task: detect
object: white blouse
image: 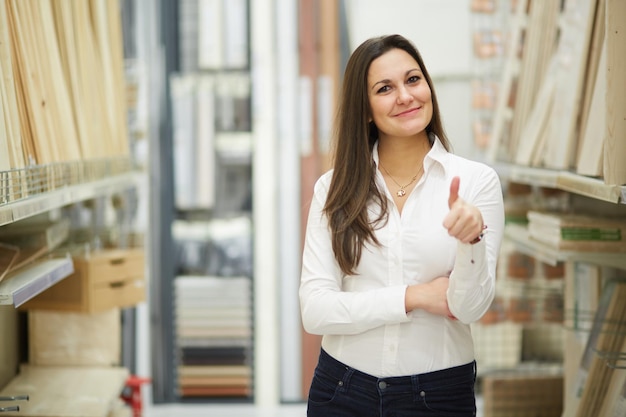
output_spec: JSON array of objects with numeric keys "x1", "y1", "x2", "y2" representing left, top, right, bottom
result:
[{"x1": 299, "y1": 137, "x2": 505, "y2": 377}]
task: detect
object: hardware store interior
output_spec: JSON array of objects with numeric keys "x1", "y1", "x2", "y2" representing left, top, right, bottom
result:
[{"x1": 0, "y1": 0, "x2": 625, "y2": 416}]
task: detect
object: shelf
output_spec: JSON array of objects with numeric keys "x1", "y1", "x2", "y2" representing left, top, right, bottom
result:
[
  {"x1": 504, "y1": 224, "x2": 626, "y2": 270},
  {"x1": 0, "y1": 365, "x2": 128, "y2": 416},
  {"x1": 0, "y1": 171, "x2": 141, "y2": 227},
  {"x1": 0, "y1": 257, "x2": 74, "y2": 308},
  {"x1": 497, "y1": 164, "x2": 626, "y2": 204}
]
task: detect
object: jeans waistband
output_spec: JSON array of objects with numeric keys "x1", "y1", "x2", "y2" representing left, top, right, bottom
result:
[{"x1": 317, "y1": 348, "x2": 475, "y2": 391}]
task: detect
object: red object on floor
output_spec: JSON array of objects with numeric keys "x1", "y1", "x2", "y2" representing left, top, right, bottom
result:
[{"x1": 121, "y1": 375, "x2": 151, "y2": 417}]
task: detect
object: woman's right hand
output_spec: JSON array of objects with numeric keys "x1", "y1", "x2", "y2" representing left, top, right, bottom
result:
[{"x1": 405, "y1": 276, "x2": 456, "y2": 319}]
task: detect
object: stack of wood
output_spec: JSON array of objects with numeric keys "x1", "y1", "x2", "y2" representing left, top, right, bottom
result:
[
  {"x1": 489, "y1": 0, "x2": 626, "y2": 186},
  {"x1": 0, "y1": 0, "x2": 129, "y2": 172},
  {"x1": 564, "y1": 280, "x2": 626, "y2": 417}
]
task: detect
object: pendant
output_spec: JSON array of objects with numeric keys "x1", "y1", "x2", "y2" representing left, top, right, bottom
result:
[{"x1": 397, "y1": 189, "x2": 406, "y2": 197}]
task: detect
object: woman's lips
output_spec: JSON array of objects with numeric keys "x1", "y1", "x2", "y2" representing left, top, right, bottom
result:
[{"x1": 395, "y1": 106, "x2": 421, "y2": 117}]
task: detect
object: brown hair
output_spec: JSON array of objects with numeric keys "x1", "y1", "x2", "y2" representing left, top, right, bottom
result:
[{"x1": 324, "y1": 34, "x2": 451, "y2": 275}]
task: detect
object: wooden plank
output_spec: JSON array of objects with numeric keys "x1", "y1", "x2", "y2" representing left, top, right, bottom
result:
[
  {"x1": 0, "y1": 0, "x2": 25, "y2": 168},
  {"x1": 50, "y1": 1, "x2": 91, "y2": 158},
  {"x1": 603, "y1": 0, "x2": 626, "y2": 185},
  {"x1": 543, "y1": 0, "x2": 598, "y2": 170},
  {"x1": 486, "y1": 0, "x2": 528, "y2": 162},
  {"x1": 71, "y1": 0, "x2": 109, "y2": 158},
  {"x1": 509, "y1": 0, "x2": 560, "y2": 155},
  {"x1": 0, "y1": 65, "x2": 10, "y2": 171},
  {"x1": 90, "y1": 0, "x2": 129, "y2": 156},
  {"x1": 576, "y1": 41, "x2": 606, "y2": 176},
  {"x1": 577, "y1": 0, "x2": 605, "y2": 159},
  {"x1": 8, "y1": 0, "x2": 58, "y2": 164},
  {"x1": 514, "y1": 58, "x2": 557, "y2": 165},
  {"x1": 574, "y1": 281, "x2": 626, "y2": 417},
  {"x1": 34, "y1": 0, "x2": 81, "y2": 161}
]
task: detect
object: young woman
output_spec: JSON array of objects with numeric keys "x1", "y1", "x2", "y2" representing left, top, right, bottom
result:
[{"x1": 299, "y1": 34, "x2": 504, "y2": 416}]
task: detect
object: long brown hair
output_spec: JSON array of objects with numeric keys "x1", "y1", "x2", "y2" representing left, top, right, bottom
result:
[{"x1": 324, "y1": 34, "x2": 451, "y2": 275}]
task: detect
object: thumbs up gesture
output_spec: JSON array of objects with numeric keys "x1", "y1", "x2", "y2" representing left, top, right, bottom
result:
[{"x1": 443, "y1": 176, "x2": 484, "y2": 244}]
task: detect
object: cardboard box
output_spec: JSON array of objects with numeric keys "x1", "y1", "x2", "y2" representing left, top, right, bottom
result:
[
  {"x1": 29, "y1": 309, "x2": 121, "y2": 366},
  {"x1": 482, "y1": 370, "x2": 563, "y2": 417},
  {"x1": 21, "y1": 248, "x2": 146, "y2": 313}
]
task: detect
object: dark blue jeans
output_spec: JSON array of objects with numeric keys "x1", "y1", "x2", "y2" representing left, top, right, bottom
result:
[{"x1": 307, "y1": 349, "x2": 476, "y2": 417}]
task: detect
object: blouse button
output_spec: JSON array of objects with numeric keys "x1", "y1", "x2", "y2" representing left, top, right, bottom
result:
[
  {"x1": 420, "y1": 391, "x2": 426, "y2": 397},
  {"x1": 338, "y1": 381, "x2": 344, "y2": 386}
]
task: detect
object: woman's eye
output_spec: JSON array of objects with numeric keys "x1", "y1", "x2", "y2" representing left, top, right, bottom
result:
[
  {"x1": 407, "y1": 75, "x2": 420, "y2": 84},
  {"x1": 377, "y1": 85, "x2": 390, "y2": 94}
]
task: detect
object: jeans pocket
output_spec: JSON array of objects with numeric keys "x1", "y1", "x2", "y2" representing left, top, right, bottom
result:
[
  {"x1": 420, "y1": 374, "x2": 476, "y2": 416},
  {"x1": 308, "y1": 368, "x2": 343, "y2": 406}
]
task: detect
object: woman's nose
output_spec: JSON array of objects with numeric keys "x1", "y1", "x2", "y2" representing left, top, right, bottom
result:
[{"x1": 396, "y1": 86, "x2": 414, "y2": 104}]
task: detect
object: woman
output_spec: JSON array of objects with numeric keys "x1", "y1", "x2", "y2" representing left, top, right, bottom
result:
[{"x1": 299, "y1": 34, "x2": 504, "y2": 416}]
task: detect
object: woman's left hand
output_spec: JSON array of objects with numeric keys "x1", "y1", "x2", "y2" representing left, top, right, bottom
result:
[{"x1": 443, "y1": 176, "x2": 484, "y2": 244}]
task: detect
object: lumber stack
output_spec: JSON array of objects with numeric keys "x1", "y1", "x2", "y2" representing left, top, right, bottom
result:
[
  {"x1": 0, "y1": 0, "x2": 129, "y2": 169},
  {"x1": 489, "y1": 0, "x2": 626, "y2": 186}
]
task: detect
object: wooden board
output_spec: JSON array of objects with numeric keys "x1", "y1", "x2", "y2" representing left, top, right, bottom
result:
[
  {"x1": 514, "y1": 58, "x2": 557, "y2": 165},
  {"x1": 603, "y1": 0, "x2": 626, "y2": 185},
  {"x1": 576, "y1": 40, "x2": 606, "y2": 177},
  {"x1": 509, "y1": 0, "x2": 560, "y2": 156},
  {"x1": 90, "y1": 0, "x2": 129, "y2": 156},
  {"x1": 0, "y1": 365, "x2": 128, "y2": 417},
  {"x1": 0, "y1": 0, "x2": 25, "y2": 169},
  {"x1": 572, "y1": 280, "x2": 626, "y2": 417},
  {"x1": 542, "y1": 0, "x2": 598, "y2": 170},
  {"x1": 486, "y1": 0, "x2": 527, "y2": 162},
  {"x1": 577, "y1": 0, "x2": 605, "y2": 160}
]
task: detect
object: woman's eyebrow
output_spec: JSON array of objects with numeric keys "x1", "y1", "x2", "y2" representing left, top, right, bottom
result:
[{"x1": 371, "y1": 69, "x2": 422, "y2": 91}]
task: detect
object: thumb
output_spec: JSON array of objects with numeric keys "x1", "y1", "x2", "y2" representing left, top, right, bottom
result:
[{"x1": 448, "y1": 176, "x2": 460, "y2": 209}]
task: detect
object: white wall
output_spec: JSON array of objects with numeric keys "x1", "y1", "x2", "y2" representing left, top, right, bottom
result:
[{"x1": 344, "y1": 0, "x2": 475, "y2": 158}]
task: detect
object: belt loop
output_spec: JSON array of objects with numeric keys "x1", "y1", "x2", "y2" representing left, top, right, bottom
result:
[
  {"x1": 411, "y1": 374, "x2": 420, "y2": 402},
  {"x1": 340, "y1": 366, "x2": 354, "y2": 392}
]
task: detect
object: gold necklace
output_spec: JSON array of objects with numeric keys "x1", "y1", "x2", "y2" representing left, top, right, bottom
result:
[{"x1": 380, "y1": 163, "x2": 424, "y2": 197}]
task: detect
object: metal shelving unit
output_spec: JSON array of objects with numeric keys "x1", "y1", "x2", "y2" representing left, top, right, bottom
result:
[{"x1": 0, "y1": 159, "x2": 141, "y2": 309}]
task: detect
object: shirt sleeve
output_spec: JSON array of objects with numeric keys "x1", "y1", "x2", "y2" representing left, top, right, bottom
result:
[
  {"x1": 447, "y1": 166, "x2": 505, "y2": 324},
  {"x1": 299, "y1": 176, "x2": 411, "y2": 336}
]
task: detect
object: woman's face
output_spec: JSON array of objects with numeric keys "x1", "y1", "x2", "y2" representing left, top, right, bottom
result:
[{"x1": 367, "y1": 48, "x2": 433, "y2": 141}]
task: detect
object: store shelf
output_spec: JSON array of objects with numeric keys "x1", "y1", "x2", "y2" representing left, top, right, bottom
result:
[
  {"x1": 0, "y1": 171, "x2": 141, "y2": 227},
  {"x1": 498, "y1": 164, "x2": 626, "y2": 204},
  {"x1": 504, "y1": 223, "x2": 626, "y2": 270},
  {"x1": 0, "y1": 257, "x2": 74, "y2": 308}
]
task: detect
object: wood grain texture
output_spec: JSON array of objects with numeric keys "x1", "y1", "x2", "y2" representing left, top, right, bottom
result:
[{"x1": 603, "y1": 0, "x2": 626, "y2": 185}]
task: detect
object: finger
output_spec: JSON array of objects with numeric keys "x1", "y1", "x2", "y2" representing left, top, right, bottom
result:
[{"x1": 448, "y1": 176, "x2": 460, "y2": 209}]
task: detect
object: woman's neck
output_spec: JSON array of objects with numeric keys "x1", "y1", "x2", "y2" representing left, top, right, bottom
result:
[{"x1": 377, "y1": 133, "x2": 430, "y2": 174}]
